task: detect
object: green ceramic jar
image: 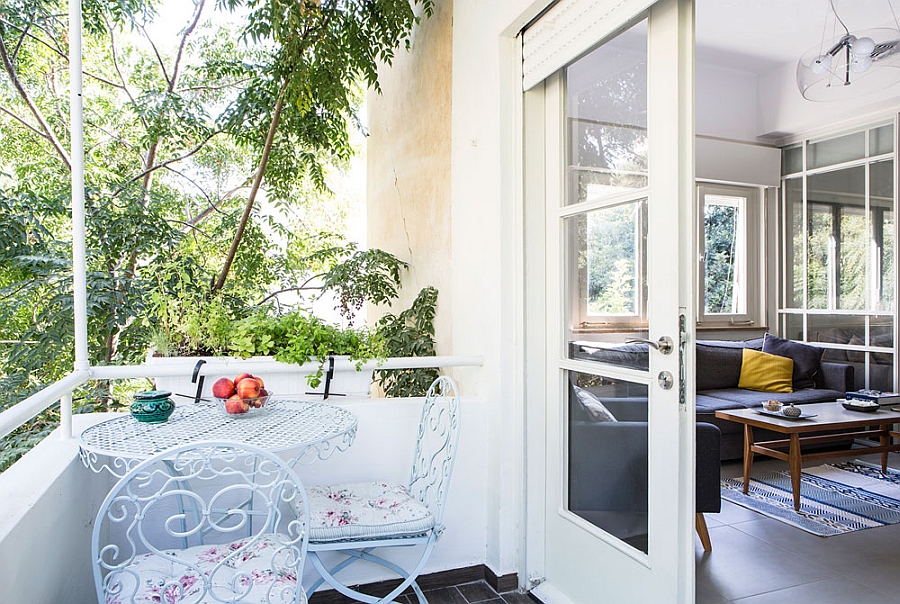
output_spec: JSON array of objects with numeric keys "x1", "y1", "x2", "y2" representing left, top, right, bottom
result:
[{"x1": 130, "y1": 390, "x2": 175, "y2": 424}]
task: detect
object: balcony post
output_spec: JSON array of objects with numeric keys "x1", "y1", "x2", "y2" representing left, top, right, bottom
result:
[
  {"x1": 59, "y1": 393, "x2": 73, "y2": 439},
  {"x1": 69, "y1": 0, "x2": 88, "y2": 371}
]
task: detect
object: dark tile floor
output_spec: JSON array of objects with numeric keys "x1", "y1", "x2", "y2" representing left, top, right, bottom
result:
[
  {"x1": 391, "y1": 581, "x2": 537, "y2": 604},
  {"x1": 311, "y1": 580, "x2": 537, "y2": 604}
]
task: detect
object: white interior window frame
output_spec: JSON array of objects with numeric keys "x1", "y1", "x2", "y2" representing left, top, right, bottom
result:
[
  {"x1": 696, "y1": 181, "x2": 763, "y2": 328},
  {"x1": 569, "y1": 194, "x2": 649, "y2": 330}
]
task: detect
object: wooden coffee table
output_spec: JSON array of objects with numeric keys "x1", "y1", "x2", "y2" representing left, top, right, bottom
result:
[{"x1": 715, "y1": 402, "x2": 900, "y2": 511}]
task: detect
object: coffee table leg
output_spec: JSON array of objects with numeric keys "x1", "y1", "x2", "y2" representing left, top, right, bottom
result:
[
  {"x1": 790, "y1": 433, "x2": 801, "y2": 511},
  {"x1": 743, "y1": 425, "x2": 754, "y2": 494},
  {"x1": 881, "y1": 427, "x2": 890, "y2": 473}
]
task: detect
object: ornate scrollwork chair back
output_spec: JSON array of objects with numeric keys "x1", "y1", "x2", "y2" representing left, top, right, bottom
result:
[
  {"x1": 305, "y1": 376, "x2": 461, "y2": 604},
  {"x1": 91, "y1": 441, "x2": 310, "y2": 604}
]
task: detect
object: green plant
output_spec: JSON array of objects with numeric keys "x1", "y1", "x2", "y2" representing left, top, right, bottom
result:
[{"x1": 375, "y1": 287, "x2": 439, "y2": 398}]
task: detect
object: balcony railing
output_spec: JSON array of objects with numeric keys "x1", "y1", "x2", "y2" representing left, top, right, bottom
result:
[{"x1": 0, "y1": 355, "x2": 483, "y2": 441}]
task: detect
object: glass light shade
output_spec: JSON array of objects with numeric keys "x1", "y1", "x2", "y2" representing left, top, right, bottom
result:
[{"x1": 797, "y1": 28, "x2": 900, "y2": 101}]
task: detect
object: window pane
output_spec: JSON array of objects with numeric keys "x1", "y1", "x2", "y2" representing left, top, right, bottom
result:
[
  {"x1": 807, "y1": 166, "x2": 867, "y2": 310},
  {"x1": 871, "y1": 316, "x2": 893, "y2": 348},
  {"x1": 872, "y1": 160, "x2": 894, "y2": 311},
  {"x1": 781, "y1": 313, "x2": 804, "y2": 340},
  {"x1": 869, "y1": 352, "x2": 894, "y2": 392},
  {"x1": 566, "y1": 21, "x2": 647, "y2": 206},
  {"x1": 704, "y1": 194, "x2": 747, "y2": 314},
  {"x1": 808, "y1": 314, "x2": 864, "y2": 344},
  {"x1": 568, "y1": 371, "x2": 648, "y2": 553},
  {"x1": 807, "y1": 131, "x2": 866, "y2": 169},
  {"x1": 782, "y1": 145, "x2": 802, "y2": 175},
  {"x1": 784, "y1": 178, "x2": 804, "y2": 308},
  {"x1": 568, "y1": 201, "x2": 647, "y2": 318},
  {"x1": 870, "y1": 124, "x2": 894, "y2": 156}
]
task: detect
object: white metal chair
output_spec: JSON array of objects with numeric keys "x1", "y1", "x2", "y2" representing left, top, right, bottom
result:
[
  {"x1": 91, "y1": 441, "x2": 310, "y2": 604},
  {"x1": 305, "y1": 376, "x2": 461, "y2": 603}
]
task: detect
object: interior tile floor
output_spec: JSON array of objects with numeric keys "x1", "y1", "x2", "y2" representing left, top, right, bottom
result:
[{"x1": 697, "y1": 452, "x2": 900, "y2": 604}]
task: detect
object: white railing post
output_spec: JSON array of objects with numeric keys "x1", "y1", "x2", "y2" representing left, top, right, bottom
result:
[
  {"x1": 69, "y1": 0, "x2": 88, "y2": 372},
  {"x1": 59, "y1": 393, "x2": 73, "y2": 439}
]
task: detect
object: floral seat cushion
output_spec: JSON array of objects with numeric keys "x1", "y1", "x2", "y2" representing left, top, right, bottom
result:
[
  {"x1": 104, "y1": 534, "x2": 305, "y2": 604},
  {"x1": 307, "y1": 481, "x2": 435, "y2": 543}
]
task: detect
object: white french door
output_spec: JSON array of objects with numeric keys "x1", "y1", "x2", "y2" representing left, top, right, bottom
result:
[{"x1": 524, "y1": 0, "x2": 696, "y2": 601}]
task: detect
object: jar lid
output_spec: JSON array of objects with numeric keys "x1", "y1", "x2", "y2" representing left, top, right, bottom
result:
[{"x1": 133, "y1": 390, "x2": 172, "y2": 400}]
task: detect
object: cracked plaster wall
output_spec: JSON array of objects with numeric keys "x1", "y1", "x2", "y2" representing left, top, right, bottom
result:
[{"x1": 366, "y1": 0, "x2": 453, "y2": 354}]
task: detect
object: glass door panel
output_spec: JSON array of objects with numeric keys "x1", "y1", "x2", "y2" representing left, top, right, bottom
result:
[
  {"x1": 566, "y1": 21, "x2": 648, "y2": 206},
  {"x1": 568, "y1": 371, "x2": 649, "y2": 553}
]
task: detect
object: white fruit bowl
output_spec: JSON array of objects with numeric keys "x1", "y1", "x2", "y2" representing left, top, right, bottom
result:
[{"x1": 215, "y1": 391, "x2": 273, "y2": 418}]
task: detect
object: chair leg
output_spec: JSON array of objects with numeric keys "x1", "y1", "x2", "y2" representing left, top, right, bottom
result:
[
  {"x1": 696, "y1": 513, "x2": 712, "y2": 552},
  {"x1": 307, "y1": 539, "x2": 436, "y2": 603}
]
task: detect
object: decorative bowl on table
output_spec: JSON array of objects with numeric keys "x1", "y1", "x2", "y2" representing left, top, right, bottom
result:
[
  {"x1": 215, "y1": 391, "x2": 273, "y2": 417},
  {"x1": 211, "y1": 372, "x2": 272, "y2": 418},
  {"x1": 130, "y1": 390, "x2": 175, "y2": 424},
  {"x1": 763, "y1": 399, "x2": 783, "y2": 413}
]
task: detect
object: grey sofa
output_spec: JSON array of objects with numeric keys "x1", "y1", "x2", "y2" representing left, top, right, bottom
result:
[{"x1": 694, "y1": 338, "x2": 854, "y2": 460}]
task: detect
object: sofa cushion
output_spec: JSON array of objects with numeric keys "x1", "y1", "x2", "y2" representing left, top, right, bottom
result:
[
  {"x1": 695, "y1": 387, "x2": 845, "y2": 414},
  {"x1": 762, "y1": 333, "x2": 824, "y2": 390},
  {"x1": 738, "y1": 349, "x2": 793, "y2": 393},
  {"x1": 572, "y1": 386, "x2": 618, "y2": 422},
  {"x1": 695, "y1": 338, "x2": 763, "y2": 391}
]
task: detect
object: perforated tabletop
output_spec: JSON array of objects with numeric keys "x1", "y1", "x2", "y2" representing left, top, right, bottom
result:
[{"x1": 79, "y1": 398, "x2": 358, "y2": 476}]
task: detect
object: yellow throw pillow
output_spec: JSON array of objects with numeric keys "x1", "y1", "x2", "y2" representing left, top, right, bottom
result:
[{"x1": 738, "y1": 349, "x2": 794, "y2": 393}]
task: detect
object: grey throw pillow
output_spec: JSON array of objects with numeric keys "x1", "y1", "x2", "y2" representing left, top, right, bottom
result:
[
  {"x1": 762, "y1": 333, "x2": 824, "y2": 390},
  {"x1": 572, "y1": 386, "x2": 618, "y2": 422}
]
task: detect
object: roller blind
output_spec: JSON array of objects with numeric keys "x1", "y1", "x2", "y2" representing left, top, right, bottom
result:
[{"x1": 522, "y1": 0, "x2": 656, "y2": 90}]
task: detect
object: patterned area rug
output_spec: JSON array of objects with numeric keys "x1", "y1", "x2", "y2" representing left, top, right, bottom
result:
[{"x1": 721, "y1": 460, "x2": 900, "y2": 536}]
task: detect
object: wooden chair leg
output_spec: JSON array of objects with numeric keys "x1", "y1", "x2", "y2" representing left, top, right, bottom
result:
[{"x1": 696, "y1": 513, "x2": 712, "y2": 552}]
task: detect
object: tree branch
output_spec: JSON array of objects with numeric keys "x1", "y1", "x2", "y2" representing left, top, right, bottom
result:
[
  {"x1": 211, "y1": 83, "x2": 288, "y2": 296},
  {"x1": 257, "y1": 281, "x2": 324, "y2": 306},
  {"x1": 1, "y1": 17, "x2": 126, "y2": 90},
  {"x1": 0, "y1": 33, "x2": 71, "y2": 170},
  {"x1": 0, "y1": 103, "x2": 49, "y2": 139},
  {"x1": 121, "y1": 130, "x2": 221, "y2": 191},
  {"x1": 140, "y1": 0, "x2": 206, "y2": 193}
]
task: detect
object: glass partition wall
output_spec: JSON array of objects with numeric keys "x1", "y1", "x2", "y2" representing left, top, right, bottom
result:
[{"x1": 780, "y1": 122, "x2": 897, "y2": 392}]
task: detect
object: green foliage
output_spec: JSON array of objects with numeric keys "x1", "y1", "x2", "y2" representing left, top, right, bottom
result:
[
  {"x1": 374, "y1": 286, "x2": 439, "y2": 398},
  {"x1": 311, "y1": 244, "x2": 408, "y2": 323}
]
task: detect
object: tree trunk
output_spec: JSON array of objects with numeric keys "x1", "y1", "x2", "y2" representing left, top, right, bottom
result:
[{"x1": 210, "y1": 84, "x2": 287, "y2": 296}]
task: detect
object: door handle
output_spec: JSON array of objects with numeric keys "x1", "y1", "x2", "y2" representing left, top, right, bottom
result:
[{"x1": 626, "y1": 336, "x2": 675, "y2": 355}]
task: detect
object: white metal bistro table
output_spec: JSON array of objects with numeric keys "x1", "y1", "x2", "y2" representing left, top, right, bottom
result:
[{"x1": 79, "y1": 398, "x2": 358, "y2": 477}]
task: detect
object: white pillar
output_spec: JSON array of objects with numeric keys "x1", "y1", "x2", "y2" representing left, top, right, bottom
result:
[{"x1": 69, "y1": 0, "x2": 88, "y2": 371}]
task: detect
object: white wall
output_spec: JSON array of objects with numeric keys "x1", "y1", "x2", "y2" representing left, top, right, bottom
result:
[
  {"x1": 696, "y1": 62, "x2": 760, "y2": 141},
  {"x1": 0, "y1": 415, "x2": 112, "y2": 604}
]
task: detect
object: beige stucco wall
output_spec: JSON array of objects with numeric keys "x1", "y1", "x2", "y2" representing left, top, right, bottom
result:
[{"x1": 366, "y1": 1, "x2": 453, "y2": 354}]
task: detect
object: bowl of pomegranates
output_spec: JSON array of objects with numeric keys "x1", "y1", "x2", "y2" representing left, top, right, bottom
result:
[{"x1": 211, "y1": 373, "x2": 272, "y2": 418}]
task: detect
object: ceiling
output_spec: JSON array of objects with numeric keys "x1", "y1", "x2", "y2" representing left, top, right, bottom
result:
[{"x1": 696, "y1": 0, "x2": 900, "y2": 75}]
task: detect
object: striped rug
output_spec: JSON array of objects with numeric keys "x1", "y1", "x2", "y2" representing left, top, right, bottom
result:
[{"x1": 721, "y1": 460, "x2": 900, "y2": 536}]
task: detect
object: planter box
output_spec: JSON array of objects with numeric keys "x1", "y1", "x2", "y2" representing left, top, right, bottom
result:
[{"x1": 145, "y1": 354, "x2": 373, "y2": 402}]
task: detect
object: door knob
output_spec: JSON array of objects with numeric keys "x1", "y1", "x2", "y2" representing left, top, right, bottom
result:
[{"x1": 626, "y1": 336, "x2": 675, "y2": 355}]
